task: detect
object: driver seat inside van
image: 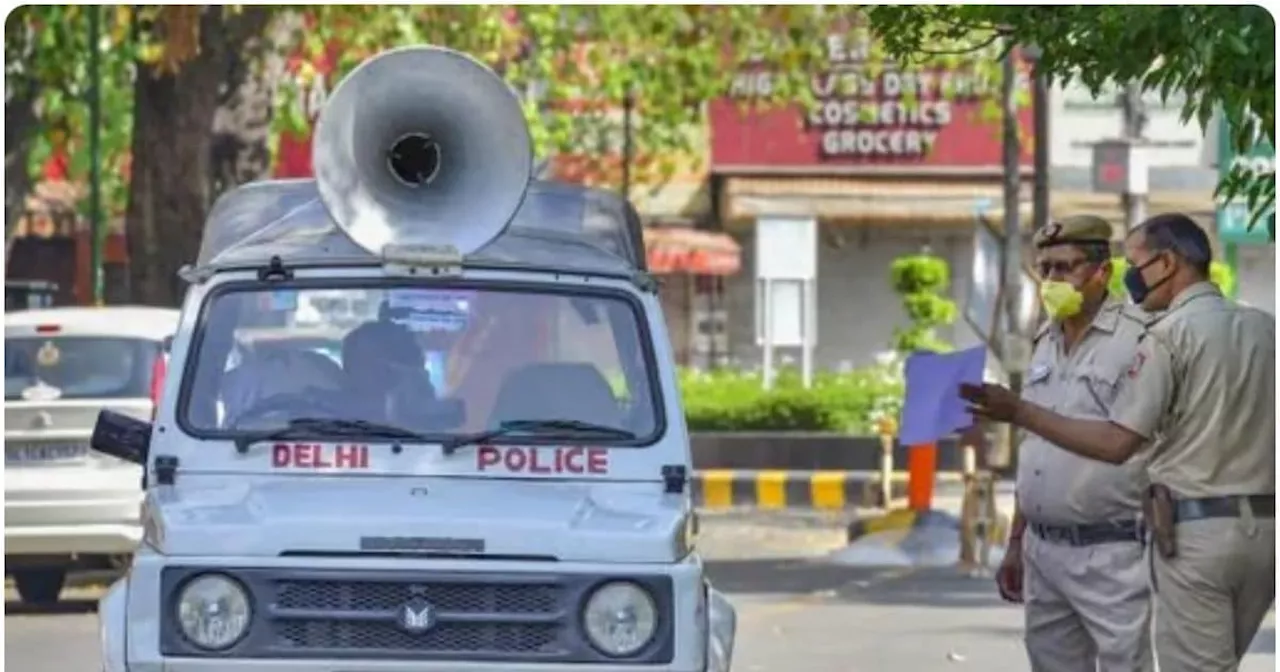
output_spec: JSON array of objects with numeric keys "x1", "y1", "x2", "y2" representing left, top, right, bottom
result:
[{"x1": 487, "y1": 362, "x2": 624, "y2": 430}]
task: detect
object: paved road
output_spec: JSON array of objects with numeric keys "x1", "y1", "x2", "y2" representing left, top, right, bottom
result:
[{"x1": 7, "y1": 512, "x2": 1275, "y2": 671}]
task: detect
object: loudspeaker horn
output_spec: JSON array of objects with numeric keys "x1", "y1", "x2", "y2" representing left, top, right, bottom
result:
[{"x1": 312, "y1": 45, "x2": 534, "y2": 256}]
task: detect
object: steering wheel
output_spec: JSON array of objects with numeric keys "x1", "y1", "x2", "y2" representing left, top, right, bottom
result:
[{"x1": 231, "y1": 390, "x2": 348, "y2": 429}]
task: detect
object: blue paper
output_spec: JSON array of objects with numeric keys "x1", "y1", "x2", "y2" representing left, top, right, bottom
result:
[{"x1": 899, "y1": 346, "x2": 987, "y2": 446}]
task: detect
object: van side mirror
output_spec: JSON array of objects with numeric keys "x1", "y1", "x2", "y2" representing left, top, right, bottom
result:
[
  {"x1": 161, "y1": 335, "x2": 174, "y2": 353},
  {"x1": 91, "y1": 410, "x2": 152, "y2": 466}
]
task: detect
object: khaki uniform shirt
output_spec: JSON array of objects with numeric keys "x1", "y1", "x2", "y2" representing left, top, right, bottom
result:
[
  {"x1": 1017, "y1": 299, "x2": 1150, "y2": 524},
  {"x1": 1111, "y1": 282, "x2": 1276, "y2": 498}
]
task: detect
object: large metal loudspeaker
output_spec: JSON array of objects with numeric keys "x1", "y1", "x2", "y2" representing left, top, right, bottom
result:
[{"x1": 312, "y1": 46, "x2": 534, "y2": 255}]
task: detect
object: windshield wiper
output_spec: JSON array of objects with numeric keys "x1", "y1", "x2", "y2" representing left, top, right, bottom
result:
[
  {"x1": 441, "y1": 419, "x2": 637, "y2": 456},
  {"x1": 232, "y1": 417, "x2": 431, "y2": 454}
]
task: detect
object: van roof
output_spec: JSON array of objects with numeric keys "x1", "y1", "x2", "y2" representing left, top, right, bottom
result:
[{"x1": 194, "y1": 179, "x2": 649, "y2": 279}]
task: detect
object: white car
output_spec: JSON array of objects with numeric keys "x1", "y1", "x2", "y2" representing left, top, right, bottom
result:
[
  {"x1": 94, "y1": 44, "x2": 735, "y2": 672},
  {"x1": 5, "y1": 305, "x2": 179, "y2": 604}
]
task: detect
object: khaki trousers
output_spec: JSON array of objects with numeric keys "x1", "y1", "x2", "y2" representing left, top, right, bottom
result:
[
  {"x1": 1152, "y1": 515, "x2": 1275, "y2": 672},
  {"x1": 1023, "y1": 531, "x2": 1154, "y2": 672}
]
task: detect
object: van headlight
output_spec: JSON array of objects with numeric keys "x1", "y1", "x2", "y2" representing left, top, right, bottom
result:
[
  {"x1": 176, "y1": 573, "x2": 252, "y2": 650},
  {"x1": 582, "y1": 581, "x2": 658, "y2": 656}
]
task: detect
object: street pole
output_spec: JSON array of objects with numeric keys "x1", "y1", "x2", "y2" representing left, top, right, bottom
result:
[
  {"x1": 621, "y1": 87, "x2": 634, "y2": 202},
  {"x1": 997, "y1": 45, "x2": 1024, "y2": 471},
  {"x1": 1031, "y1": 54, "x2": 1050, "y2": 234},
  {"x1": 88, "y1": 5, "x2": 104, "y2": 306},
  {"x1": 1120, "y1": 80, "x2": 1148, "y2": 230},
  {"x1": 1000, "y1": 48, "x2": 1023, "y2": 365}
]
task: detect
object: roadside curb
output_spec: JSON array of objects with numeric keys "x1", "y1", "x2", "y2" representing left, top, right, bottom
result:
[
  {"x1": 845, "y1": 507, "x2": 1010, "y2": 546},
  {"x1": 691, "y1": 470, "x2": 964, "y2": 510}
]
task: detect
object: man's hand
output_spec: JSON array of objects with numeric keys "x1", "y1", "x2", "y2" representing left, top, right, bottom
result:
[
  {"x1": 996, "y1": 542, "x2": 1025, "y2": 603},
  {"x1": 959, "y1": 382, "x2": 1023, "y2": 423}
]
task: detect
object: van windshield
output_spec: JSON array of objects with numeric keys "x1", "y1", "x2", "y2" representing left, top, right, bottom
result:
[{"x1": 180, "y1": 284, "x2": 662, "y2": 444}]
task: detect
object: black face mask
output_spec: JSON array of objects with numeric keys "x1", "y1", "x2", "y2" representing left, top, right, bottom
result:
[{"x1": 1123, "y1": 254, "x2": 1173, "y2": 305}]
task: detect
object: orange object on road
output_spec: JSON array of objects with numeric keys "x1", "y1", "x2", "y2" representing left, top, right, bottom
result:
[{"x1": 907, "y1": 443, "x2": 938, "y2": 511}]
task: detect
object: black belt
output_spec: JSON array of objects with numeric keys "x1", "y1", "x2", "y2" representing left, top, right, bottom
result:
[
  {"x1": 1030, "y1": 520, "x2": 1145, "y2": 547},
  {"x1": 1173, "y1": 495, "x2": 1275, "y2": 523}
]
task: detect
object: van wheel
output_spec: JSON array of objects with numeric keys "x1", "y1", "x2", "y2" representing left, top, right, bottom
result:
[{"x1": 12, "y1": 569, "x2": 66, "y2": 605}]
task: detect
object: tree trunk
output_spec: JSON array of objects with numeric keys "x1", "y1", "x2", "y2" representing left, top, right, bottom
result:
[
  {"x1": 125, "y1": 7, "x2": 270, "y2": 306},
  {"x1": 5, "y1": 87, "x2": 38, "y2": 262},
  {"x1": 210, "y1": 13, "x2": 295, "y2": 198}
]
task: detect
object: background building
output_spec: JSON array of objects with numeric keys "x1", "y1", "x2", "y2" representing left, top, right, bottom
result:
[{"x1": 707, "y1": 34, "x2": 1034, "y2": 370}]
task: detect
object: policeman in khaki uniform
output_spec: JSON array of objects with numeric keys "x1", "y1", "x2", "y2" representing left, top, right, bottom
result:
[
  {"x1": 963, "y1": 213, "x2": 1275, "y2": 672},
  {"x1": 998, "y1": 215, "x2": 1153, "y2": 672}
]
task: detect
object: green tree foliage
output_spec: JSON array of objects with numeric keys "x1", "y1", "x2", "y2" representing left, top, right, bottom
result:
[
  {"x1": 867, "y1": 5, "x2": 1276, "y2": 228},
  {"x1": 8, "y1": 6, "x2": 1021, "y2": 300},
  {"x1": 273, "y1": 6, "x2": 870, "y2": 189},
  {"x1": 6, "y1": 6, "x2": 995, "y2": 230},
  {"x1": 889, "y1": 254, "x2": 958, "y2": 355},
  {"x1": 5, "y1": 6, "x2": 136, "y2": 238},
  {"x1": 6, "y1": 6, "x2": 874, "y2": 299}
]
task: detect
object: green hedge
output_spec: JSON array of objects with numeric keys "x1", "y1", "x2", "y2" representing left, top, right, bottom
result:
[{"x1": 678, "y1": 365, "x2": 904, "y2": 434}]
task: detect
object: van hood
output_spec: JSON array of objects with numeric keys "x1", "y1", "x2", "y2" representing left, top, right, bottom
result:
[{"x1": 147, "y1": 475, "x2": 690, "y2": 563}]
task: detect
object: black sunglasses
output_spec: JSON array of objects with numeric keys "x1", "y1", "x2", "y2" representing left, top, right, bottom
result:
[{"x1": 1036, "y1": 257, "x2": 1092, "y2": 278}]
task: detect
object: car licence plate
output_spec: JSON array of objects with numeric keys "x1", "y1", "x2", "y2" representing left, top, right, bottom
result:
[{"x1": 5, "y1": 441, "x2": 89, "y2": 466}]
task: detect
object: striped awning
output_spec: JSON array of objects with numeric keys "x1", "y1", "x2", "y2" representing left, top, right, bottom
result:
[
  {"x1": 721, "y1": 176, "x2": 1032, "y2": 226},
  {"x1": 643, "y1": 227, "x2": 741, "y2": 275}
]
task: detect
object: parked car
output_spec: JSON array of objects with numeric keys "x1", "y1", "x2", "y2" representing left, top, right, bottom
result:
[{"x1": 4, "y1": 305, "x2": 179, "y2": 604}]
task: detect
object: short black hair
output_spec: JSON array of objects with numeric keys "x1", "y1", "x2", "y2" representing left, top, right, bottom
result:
[{"x1": 1133, "y1": 213, "x2": 1212, "y2": 278}]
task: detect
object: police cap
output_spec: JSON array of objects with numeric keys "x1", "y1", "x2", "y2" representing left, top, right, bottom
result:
[{"x1": 1033, "y1": 214, "x2": 1114, "y2": 249}]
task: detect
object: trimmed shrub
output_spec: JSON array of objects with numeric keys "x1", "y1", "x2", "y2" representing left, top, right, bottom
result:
[{"x1": 679, "y1": 365, "x2": 904, "y2": 434}]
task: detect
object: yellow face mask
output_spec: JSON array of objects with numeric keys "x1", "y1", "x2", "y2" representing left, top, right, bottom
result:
[{"x1": 1039, "y1": 280, "x2": 1084, "y2": 320}]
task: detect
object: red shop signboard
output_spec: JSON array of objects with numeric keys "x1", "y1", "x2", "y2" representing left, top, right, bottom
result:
[{"x1": 709, "y1": 34, "x2": 1035, "y2": 174}]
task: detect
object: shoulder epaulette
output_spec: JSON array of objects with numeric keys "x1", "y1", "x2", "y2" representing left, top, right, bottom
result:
[{"x1": 1119, "y1": 303, "x2": 1158, "y2": 328}]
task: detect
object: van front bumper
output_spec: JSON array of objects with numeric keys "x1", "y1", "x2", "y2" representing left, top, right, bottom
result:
[
  {"x1": 128, "y1": 660, "x2": 714, "y2": 672},
  {"x1": 104, "y1": 556, "x2": 734, "y2": 672}
]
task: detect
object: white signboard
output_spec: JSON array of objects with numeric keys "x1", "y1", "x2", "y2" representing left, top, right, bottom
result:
[
  {"x1": 1050, "y1": 82, "x2": 1209, "y2": 169},
  {"x1": 753, "y1": 217, "x2": 818, "y2": 389},
  {"x1": 755, "y1": 278, "x2": 807, "y2": 348},
  {"x1": 755, "y1": 217, "x2": 817, "y2": 280}
]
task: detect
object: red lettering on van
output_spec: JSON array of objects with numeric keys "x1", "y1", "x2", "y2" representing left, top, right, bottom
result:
[
  {"x1": 271, "y1": 443, "x2": 369, "y2": 469},
  {"x1": 474, "y1": 446, "x2": 609, "y2": 475}
]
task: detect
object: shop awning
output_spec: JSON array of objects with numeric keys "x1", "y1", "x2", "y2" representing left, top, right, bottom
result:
[
  {"x1": 720, "y1": 176, "x2": 1219, "y2": 232},
  {"x1": 643, "y1": 227, "x2": 741, "y2": 275},
  {"x1": 721, "y1": 176, "x2": 1033, "y2": 226}
]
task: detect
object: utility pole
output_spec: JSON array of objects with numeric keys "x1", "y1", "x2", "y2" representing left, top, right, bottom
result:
[
  {"x1": 621, "y1": 87, "x2": 635, "y2": 202},
  {"x1": 1120, "y1": 80, "x2": 1148, "y2": 229},
  {"x1": 1000, "y1": 48, "x2": 1023, "y2": 370},
  {"x1": 1031, "y1": 52, "x2": 1050, "y2": 234},
  {"x1": 990, "y1": 45, "x2": 1027, "y2": 473},
  {"x1": 88, "y1": 5, "x2": 104, "y2": 305}
]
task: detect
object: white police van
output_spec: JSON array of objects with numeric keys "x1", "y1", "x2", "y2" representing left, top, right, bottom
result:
[{"x1": 92, "y1": 45, "x2": 736, "y2": 672}]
